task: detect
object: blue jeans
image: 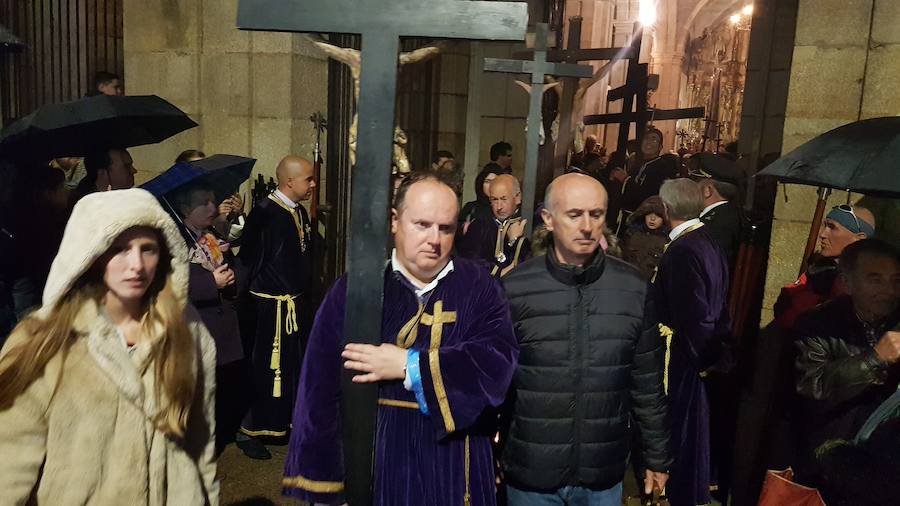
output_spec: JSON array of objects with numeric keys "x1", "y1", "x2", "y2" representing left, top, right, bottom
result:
[{"x1": 507, "y1": 482, "x2": 623, "y2": 506}]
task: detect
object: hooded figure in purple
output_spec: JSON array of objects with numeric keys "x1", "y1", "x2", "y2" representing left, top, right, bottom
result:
[
  {"x1": 653, "y1": 179, "x2": 730, "y2": 506},
  {"x1": 283, "y1": 171, "x2": 519, "y2": 505}
]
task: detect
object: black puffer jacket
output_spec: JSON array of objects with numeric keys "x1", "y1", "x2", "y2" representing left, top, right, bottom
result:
[{"x1": 501, "y1": 247, "x2": 672, "y2": 492}]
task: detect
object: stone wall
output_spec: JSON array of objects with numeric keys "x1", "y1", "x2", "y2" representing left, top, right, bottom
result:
[
  {"x1": 122, "y1": 0, "x2": 328, "y2": 198},
  {"x1": 760, "y1": 0, "x2": 900, "y2": 322}
]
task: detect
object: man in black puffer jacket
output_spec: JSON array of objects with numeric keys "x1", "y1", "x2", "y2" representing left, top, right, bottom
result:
[{"x1": 502, "y1": 173, "x2": 672, "y2": 505}]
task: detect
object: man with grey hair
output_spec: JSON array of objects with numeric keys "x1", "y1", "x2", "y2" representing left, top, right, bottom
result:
[
  {"x1": 458, "y1": 174, "x2": 530, "y2": 277},
  {"x1": 654, "y1": 178, "x2": 730, "y2": 506},
  {"x1": 502, "y1": 173, "x2": 671, "y2": 505}
]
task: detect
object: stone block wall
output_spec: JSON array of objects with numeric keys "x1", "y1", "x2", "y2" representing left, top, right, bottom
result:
[
  {"x1": 761, "y1": 0, "x2": 900, "y2": 322},
  {"x1": 122, "y1": 0, "x2": 328, "y2": 203}
]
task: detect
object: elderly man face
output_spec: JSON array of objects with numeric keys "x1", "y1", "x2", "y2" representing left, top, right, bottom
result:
[
  {"x1": 846, "y1": 253, "x2": 900, "y2": 321},
  {"x1": 391, "y1": 179, "x2": 458, "y2": 283},
  {"x1": 489, "y1": 174, "x2": 521, "y2": 221},
  {"x1": 819, "y1": 206, "x2": 875, "y2": 258},
  {"x1": 541, "y1": 173, "x2": 608, "y2": 266}
]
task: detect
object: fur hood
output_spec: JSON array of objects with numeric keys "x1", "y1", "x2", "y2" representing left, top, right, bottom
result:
[{"x1": 41, "y1": 188, "x2": 189, "y2": 314}]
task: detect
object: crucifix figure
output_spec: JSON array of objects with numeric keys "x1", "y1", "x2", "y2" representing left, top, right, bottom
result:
[
  {"x1": 514, "y1": 17, "x2": 622, "y2": 175},
  {"x1": 238, "y1": 1, "x2": 526, "y2": 504},
  {"x1": 485, "y1": 23, "x2": 594, "y2": 236},
  {"x1": 305, "y1": 35, "x2": 445, "y2": 174}
]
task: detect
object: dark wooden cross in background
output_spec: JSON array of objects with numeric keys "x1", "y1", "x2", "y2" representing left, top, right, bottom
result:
[
  {"x1": 583, "y1": 23, "x2": 704, "y2": 154},
  {"x1": 485, "y1": 23, "x2": 593, "y2": 235},
  {"x1": 237, "y1": 1, "x2": 527, "y2": 504},
  {"x1": 515, "y1": 16, "x2": 638, "y2": 176}
]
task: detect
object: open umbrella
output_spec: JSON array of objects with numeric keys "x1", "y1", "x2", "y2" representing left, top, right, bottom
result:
[
  {"x1": 757, "y1": 116, "x2": 900, "y2": 274},
  {"x1": 141, "y1": 154, "x2": 256, "y2": 204},
  {"x1": 0, "y1": 94, "x2": 197, "y2": 161},
  {"x1": 758, "y1": 116, "x2": 900, "y2": 198}
]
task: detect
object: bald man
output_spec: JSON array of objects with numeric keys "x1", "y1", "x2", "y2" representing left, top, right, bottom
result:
[
  {"x1": 457, "y1": 174, "x2": 531, "y2": 277},
  {"x1": 237, "y1": 156, "x2": 316, "y2": 459},
  {"x1": 502, "y1": 173, "x2": 671, "y2": 504}
]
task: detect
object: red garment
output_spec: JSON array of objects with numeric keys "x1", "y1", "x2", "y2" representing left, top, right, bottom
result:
[{"x1": 774, "y1": 267, "x2": 846, "y2": 331}]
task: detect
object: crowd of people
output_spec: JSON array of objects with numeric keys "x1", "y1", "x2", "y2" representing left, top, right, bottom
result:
[{"x1": 0, "y1": 72, "x2": 898, "y2": 506}]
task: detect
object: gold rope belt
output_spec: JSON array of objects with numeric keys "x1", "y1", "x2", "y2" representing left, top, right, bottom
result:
[{"x1": 250, "y1": 291, "x2": 300, "y2": 397}]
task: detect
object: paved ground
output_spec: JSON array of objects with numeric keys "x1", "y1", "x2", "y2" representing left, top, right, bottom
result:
[
  {"x1": 219, "y1": 443, "x2": 303, "y2": 506},
  {"x1": 218, "y1": 443, "x2": 724, "y2": 506}
]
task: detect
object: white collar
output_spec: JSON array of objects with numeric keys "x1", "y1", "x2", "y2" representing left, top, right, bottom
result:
[
  {"x1": 700, "y1": 200, "x2": 728, "y2": 217},
  {"x1": 669, "y1": 218, "x2": 702, "y2": 241},
  {"x1": 391, "y1": 249, "x2": 454, "y2": 299},
  {"x1": 273, "y1": 189, "x2": 298, "y2": 209}
]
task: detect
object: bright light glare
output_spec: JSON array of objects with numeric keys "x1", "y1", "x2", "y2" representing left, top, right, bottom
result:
[
  {"x1": 742, "y1": 4, "x2": 754, "y2": 16},
  {"x1": 639, "y1": 0, "x2": 657, "y2": 26},
  {"x1": 729, "y1": 14, "x2": 741, "y2": 25}
]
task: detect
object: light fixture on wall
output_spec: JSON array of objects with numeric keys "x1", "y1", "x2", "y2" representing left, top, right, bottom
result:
[
  {"x1": 639, "y1": 0, "x2": 657, "y2": 26},
  {"x1": 729, "y1": 4, "x2": 754, "y2": 30}
]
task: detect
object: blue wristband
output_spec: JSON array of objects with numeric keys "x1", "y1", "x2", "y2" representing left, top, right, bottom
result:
[{"x1": 407, "y1": 349, "x2": 429, "y2": 415}]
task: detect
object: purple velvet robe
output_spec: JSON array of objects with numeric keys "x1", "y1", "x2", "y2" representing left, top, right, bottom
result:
[
  {"x1": 283, "y1": 258, "x2": 519, "y2": 505},
  {"x1": 652, "y1": 225, "x2": 730, "y2": 506}
]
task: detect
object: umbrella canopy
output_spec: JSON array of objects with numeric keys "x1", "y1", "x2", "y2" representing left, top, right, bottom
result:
[
  {"x1": 0, "y1": 94, "x2": 197, "y2": 161},
  {"x1": 141, "y1": 154, "x2": 256, "y2": 204},
  {"x1": 757, "y1": 116, "x2": 900, "y2": 198}
]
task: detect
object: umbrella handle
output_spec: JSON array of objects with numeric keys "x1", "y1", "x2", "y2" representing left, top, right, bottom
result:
[{"x1": 798, "y1": 187, "x2": 832, "y2": 276}]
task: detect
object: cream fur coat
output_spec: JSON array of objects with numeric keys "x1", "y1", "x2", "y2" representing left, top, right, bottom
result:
[{"x1": 0, "y1": 189, "x2": 219, "y2": 505}]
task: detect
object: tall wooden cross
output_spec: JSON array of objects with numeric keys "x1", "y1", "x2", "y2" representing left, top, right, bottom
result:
[
  {"x1": 583, "y1": 24, "x2": 704, "y2": 154},
  {"x1": 515, "y1": 17, "x2": 637, "y2": 175},
  {"x1": 237, "y1": 2, "x2": 526, "y2": 504},
  {"x1": 484, "y1": 23, "x2": 593, "y2": 235}
]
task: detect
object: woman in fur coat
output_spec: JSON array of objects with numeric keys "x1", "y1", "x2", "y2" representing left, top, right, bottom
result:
[{"x1": 0, "y1": 188, "x2": 219, "y2": 505}]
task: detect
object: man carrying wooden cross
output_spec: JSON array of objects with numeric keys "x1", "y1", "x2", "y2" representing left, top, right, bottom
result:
[{"x1": 283, "y1": 171, "x2": 519, "y2": 505}]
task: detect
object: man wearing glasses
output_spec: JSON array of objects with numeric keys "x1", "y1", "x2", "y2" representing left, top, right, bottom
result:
[{"x1": 775, "y1": 204, "x2": 877, "y2": 331}]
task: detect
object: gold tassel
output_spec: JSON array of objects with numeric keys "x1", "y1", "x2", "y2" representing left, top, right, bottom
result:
[{"x1": 273, "y1": 369, "x2": 282, "y2": 398}]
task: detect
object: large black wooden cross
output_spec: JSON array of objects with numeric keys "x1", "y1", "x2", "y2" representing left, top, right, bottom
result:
[
  {"x1": 237, "y1": 2, "x2": 526, "y2": 504},
  {"x1": 583, "y1": 24, "x2": 704, "y2": 154},
  {"x1": 484, "y1": 23, "x2": 593, "y2": 235},
  {"x1": 515, "y1": 16, "x2": 637, "y2": 175}
]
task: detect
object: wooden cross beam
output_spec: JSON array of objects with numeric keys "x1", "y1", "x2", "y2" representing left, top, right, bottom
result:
[
  {"x1": 583, "y1": 23, "x2": 705, "y2": 154},
  {"x1": 237, "y1": 2, "x2": 526, "y2": 504},
  {"x1": 484, "y1": 23, "x2": 593, "y2": 236},
  {"x1": 584, "y1": 106, "x2": 705, "y2": 125}
]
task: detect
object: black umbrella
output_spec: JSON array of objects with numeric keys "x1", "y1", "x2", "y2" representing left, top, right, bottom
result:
[
  {"x1": 757, "y1": 116, "x2": 900, "y2": 198},
  {"x1": 757, "y1": 116, "x2": 900, "y2": 275},
  {"x1": 141, "y1": 154, "x2": 256, "y2": 204},
  {"x1": 0, "y1": 94, "x2": 197, "y2": 161}
]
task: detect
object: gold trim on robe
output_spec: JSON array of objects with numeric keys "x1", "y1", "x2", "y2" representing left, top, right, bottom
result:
[
  {"x1": 240, "y1": 427, "x2": 288, "y2": 437},
  {"x1": 282, "y1": 475, "x2": 345, "y2": 493},
  {"x1": 378, "y1": 398, "x2": 420, "y2": 410},
  {"x1": 429, "y1": 349, "x2": 455, "y2": 433}
]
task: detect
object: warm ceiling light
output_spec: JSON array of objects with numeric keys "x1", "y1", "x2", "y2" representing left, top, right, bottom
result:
[
  {"x1": 639, "y1": 0, "x2": 657, "y2": 26},
  {"x1": 742, "y1": 4, "x2": 754, "y2": 16},
  {"x1": 730, "y1": 14, "x2": 741, "y2": 25}
]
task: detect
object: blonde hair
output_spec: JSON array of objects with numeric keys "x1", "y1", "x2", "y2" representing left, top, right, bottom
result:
[{"x1": 0, "y1": 230, "x2": 197, "y2": 439}]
